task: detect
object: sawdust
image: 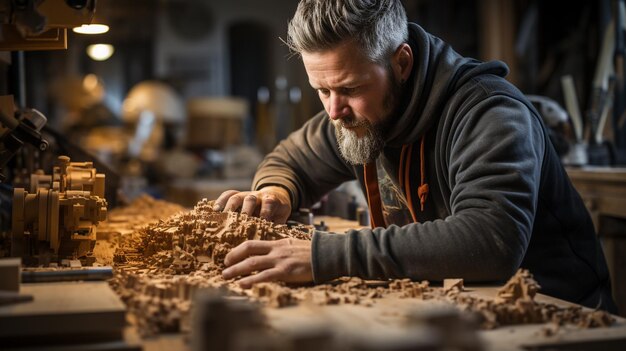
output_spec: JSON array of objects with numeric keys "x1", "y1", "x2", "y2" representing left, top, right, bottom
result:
[
  {"x1": 450, "y1": 270, "x2": 615, "y2": 331},
  {"x1": 495, "y1": 269, "x2": 539, "y2": 303},
  {"x1": 106, "y1": 196, "x2": 616, "y2": 337},
  {"x1": 95, "y1": 195, "x2": 186, "y2": 265},
  {"x1": 110, "y1": 198, "x2": 313, "y2": 335},
  {"x1": 130, "y1": 198, "x2": 312, "y2": 272},
  {"x1": 101, "y1": 194, "x2": 186, "y2": 233}
]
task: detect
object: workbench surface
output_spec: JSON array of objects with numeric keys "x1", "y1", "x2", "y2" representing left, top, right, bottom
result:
[{"x1": 124, "y1": 285, "x2": 626, "y2": 351}]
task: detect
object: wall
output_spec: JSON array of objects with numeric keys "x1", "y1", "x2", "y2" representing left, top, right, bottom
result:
[{"x1": 154, "y1": 0, "x2": 300, "y2": 98}]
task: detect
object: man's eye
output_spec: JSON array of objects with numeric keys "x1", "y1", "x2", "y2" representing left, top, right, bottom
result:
[
  {"x1": 341, "y1": 87, "x2": 357, "y2": 95},
  {"x1": 317, "y1": 89, "x2": 330, "y2": 96}
]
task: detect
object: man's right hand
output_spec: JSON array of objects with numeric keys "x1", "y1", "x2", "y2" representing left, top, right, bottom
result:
[{"x1": 213, "y1": 186, "x2": 292, "y2": 224}]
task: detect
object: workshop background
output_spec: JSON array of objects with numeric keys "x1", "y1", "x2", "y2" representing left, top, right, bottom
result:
[
  {"x1": 3, "y1": 0, "x2": 619, "y2": 202},
  {"x1": 0, "y1": 1, "x2": 626, "y2": 348}
]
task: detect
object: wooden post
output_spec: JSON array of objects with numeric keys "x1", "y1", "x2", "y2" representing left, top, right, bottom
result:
[{"x1": 478, "y1": 0, "x2": 519, "y2": 86}]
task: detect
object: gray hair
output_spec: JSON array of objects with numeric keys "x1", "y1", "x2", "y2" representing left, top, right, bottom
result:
[{"x1": 286, "y1": 0, "x2": 408, "y2": 64}]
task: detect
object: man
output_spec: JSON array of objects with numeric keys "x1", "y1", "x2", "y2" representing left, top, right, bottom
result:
[{"x1": 216, "y1": 0, "x2": 616, "y2": 312}]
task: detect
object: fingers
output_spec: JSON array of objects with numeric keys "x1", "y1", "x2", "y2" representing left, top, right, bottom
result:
[
  {"x1": 224, "y1": 193, "x2": 245, "y2": 212},
  {"x1": 213, "y1": 190, "x2": 240, "y2": 211},
  {"x1": 214, "y1": 191, "x2": 262, "y2": 216},
  {"x1": 258, "y1": 193, "x2": 276, "y2": 219},
  {"x1": 259, "y1": 193, "x2": 285, "y2": 222},
  {"x1": 222, "y1": 255, "x2": 275, "y2": 280},
  {"x1": 214, "y1": 187, "x2": 291, "y2": 223},
  {"x1": 221, "y1": 238, "x2": 313, "y2": 288},
  {"x1": 223, "y1": 240, "x2": 273, "y2": 267},
  {"x1": 237, "y1": 268, "x2": 283, "y2": 289},
  {"x1": 240, "y1": 194, "x2": 260, "y2": 216}
]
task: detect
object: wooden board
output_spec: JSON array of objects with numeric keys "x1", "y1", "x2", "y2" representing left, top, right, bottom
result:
[{"x1": 0, "y1": 281, "x2": 126, "y2": 340}]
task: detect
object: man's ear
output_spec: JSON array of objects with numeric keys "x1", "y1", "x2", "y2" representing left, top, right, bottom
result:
[{"x1": 392, "y1": 43, "x2": 413, "y2": 82}]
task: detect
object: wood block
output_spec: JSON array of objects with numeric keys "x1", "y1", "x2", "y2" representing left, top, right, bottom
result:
[
  {"x1": 0, "y1": 258, "x2": 21, "y2": 292},
  {"x1": 0, "y1": 281, "x2": 126, "y2": 344},
  {"x1": 443, "y1": 278, "x2": 464, "y2": 293}
]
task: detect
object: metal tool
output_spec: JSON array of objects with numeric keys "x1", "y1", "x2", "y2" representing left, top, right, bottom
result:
[
  {"x1": 0, "y1": 105, "x2": 48, "y2": 183},
  {"x1": 20, "y1": 266, "x2": 113, "y2": 283},
  {"x1": 560, "y1": 75, "x2": 584, "y2": 143},
  {"x1": 560, "y1": 76, "x2": 588, "y2": 166}
]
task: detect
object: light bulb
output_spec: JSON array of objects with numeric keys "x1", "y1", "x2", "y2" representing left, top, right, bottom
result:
[{"x1": 87, "y1": 44, "x2": 114, "y2": 61}]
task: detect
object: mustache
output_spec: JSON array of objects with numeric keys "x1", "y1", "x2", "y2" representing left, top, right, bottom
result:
[{"x1": 333, "y1": 116, "x2": 369, "y2": 129}]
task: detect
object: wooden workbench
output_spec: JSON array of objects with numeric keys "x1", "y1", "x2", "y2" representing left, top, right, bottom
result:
[
  {"x1": 5, "y1": 210, "x2": 626, "y2": 350},
  {"x1": 107, "y1": 212, "x2": 626, "y2": 351},
  {"x1": 118, "y1": 215, "x2": 626, "y2": 351},
  {"x1": 266, "y1": 288, "x2": 626, "y2": 351},
  {"x1": 566, "y1": 167, "x2": 626, "y2": 224},
  {"x1": 1, "y1": 281, "x2": 135, "y2": 350},
  {"x1": 567, "y1": 167, "x2": 626, "y2": 317},
  {"x1": 123, "y1": 286, "x2": 626, "y2": 351}
]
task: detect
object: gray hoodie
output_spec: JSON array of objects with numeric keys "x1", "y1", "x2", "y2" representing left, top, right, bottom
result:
[{"x1": 252, "y1": 23, "x2": 616, "y2": 312}]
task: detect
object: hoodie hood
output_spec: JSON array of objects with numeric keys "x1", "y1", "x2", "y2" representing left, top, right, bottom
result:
[{"x1": 385, "y1": 23, "x2": 509, "y2": 147}]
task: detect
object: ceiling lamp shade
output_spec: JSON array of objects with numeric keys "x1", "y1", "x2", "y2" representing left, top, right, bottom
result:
[
  {"x1": 73, "y1": 0, "x2": 109, "y2": 35},
  {"x1": 73, "y1": 24, "x2": 109, "y2": 34}
]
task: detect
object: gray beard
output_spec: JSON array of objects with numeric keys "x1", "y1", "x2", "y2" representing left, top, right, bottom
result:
[
  {"x1": 335, "y1": 121, "x2": 385, "y2": 165},
  {"x1": 333, "y1": 68, "x2": 403, "y2": 165}
]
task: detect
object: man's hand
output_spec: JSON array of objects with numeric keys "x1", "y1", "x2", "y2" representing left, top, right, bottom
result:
[
  {"x1": 222, "y1": 238, "x2": 313, "y2": 288},
  {"x1": 213, "y1": 186, "x2": 292, "y2": 224}
]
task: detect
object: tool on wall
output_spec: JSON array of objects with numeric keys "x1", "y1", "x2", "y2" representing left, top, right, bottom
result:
[
  {"x1": 560, "y1": 76, "x2": 588, "y2": 166},
  {"x1": 585, "y1": 1, "x2": 622, "y2": 165},
  {"x1": 613, "y1": 0, "x2": 626, "y2": 164},
  {"x1": 565, "y1": 0, "x2": 626, "y2": 166}
]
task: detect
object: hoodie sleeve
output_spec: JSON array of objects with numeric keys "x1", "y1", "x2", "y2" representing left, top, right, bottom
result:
[
  {"x1": 252, "y1": 111, "x2": 355, "y2": 210},
  {"x1": 312, "y1": 96, "x2": 546, "y2": 283}
]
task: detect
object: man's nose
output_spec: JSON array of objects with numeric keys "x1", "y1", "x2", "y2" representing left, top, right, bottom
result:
[{"x1": 328, "y1": 93, "x2": 350, "y2": 120}]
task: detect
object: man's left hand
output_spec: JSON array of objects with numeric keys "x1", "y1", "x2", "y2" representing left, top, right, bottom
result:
[{"x1": 222, "y1": 238, "x2": 313, "y2": 288}]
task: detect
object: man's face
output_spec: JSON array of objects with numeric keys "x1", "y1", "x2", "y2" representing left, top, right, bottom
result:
[{"x1": 302, "y1": 41, "x2": 402, "y2": 165}]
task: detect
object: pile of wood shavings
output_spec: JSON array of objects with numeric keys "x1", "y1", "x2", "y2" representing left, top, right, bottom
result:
[
  {"x1": 110, "y1": 197, "x2": 314, "y2": 335},
  {"x1": 106, "y1": 196, "x2": 616, "y2": 337},
  {"x1": 115, "y1": 198, "x2": 312, "y2": 272},
  {"x1": 101, "y1": 194, "x2": 186, "y2": 233},
  {"x1": 95, "y1": 195, "x2": 187, "y2": 266},
  {"x1": 447, "y1": 270, "x2": 615, "y2": 331}
]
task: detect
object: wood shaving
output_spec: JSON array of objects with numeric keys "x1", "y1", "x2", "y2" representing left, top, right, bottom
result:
[{"x1": 450, "y1": 270, "x2": 615, "y2": 330}]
